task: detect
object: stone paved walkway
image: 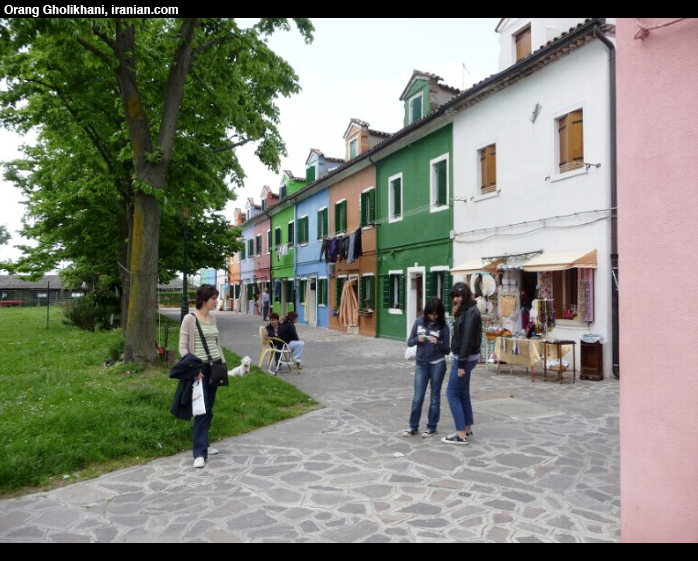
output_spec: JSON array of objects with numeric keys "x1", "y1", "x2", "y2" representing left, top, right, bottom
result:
[{"x1": 0, "y1": 310, "x2": 620, "y2": 542}]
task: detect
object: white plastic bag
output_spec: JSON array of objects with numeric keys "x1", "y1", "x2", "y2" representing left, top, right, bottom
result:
[
  {"x1": 405, "y1": 345, "x2": 417, "y2": 360},
  {"x1": 191, "y1": 380, "x2": 206, "y2": 417}
]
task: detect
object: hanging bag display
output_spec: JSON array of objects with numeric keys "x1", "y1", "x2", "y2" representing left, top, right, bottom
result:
[{"x1": 194, "y1": 315, "x2": 229, "y2": 387}]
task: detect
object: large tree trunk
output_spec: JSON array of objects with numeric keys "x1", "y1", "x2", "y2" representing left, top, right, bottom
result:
[{"x1": 123, "y1": 191, "x2": 161, "y2": 363}]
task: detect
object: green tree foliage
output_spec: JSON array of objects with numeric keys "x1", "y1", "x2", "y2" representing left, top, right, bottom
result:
[
  {"x1": 0, "y1": 18, "x2": 314, "y2": 362},
  {"x1": 0, "y1": 224, "x2": 8, "y2": 246}
]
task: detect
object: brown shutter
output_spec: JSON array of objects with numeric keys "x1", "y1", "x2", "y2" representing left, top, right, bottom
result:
[
  {"x1": 569, "y1": 110, "x2": 584, "y2": 169},
  {"x1": 481, "y1": 144, "x2": 497, "y2": 194},
  {"x1": 516, "y1": 27, "x2": 532, "y2": 61}
]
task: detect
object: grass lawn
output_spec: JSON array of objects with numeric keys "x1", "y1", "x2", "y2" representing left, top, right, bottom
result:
[{"x1": 0, "y1": 306, "x2": 318, "y2": 497}]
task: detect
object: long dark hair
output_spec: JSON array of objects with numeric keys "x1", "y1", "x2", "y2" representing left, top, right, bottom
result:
[
  {"x1": 423, "y1": 297, "x2": 446, "y2": 327},
  {"x1": 449, "y1": 281, "x2": 473, "y2": 316}
]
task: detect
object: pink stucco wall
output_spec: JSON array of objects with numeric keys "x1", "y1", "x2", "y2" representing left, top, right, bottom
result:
[{"x1": 616, "y1": 18, "x2": 698, "y2": 543}]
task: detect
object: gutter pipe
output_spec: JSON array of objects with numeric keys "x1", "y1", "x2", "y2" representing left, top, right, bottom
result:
[{"x1": 593, "y1": 21, "x2": 620, "y2": 380}]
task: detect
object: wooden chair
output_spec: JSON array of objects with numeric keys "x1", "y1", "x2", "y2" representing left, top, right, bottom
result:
[
  {"x1": 266, "y1": 336, "x2": 301, "y2": 375},
  {"x1": 258, "y1": 326, "x2": 275, "y2": 368}
]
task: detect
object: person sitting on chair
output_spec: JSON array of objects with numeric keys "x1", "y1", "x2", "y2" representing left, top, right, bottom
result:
[
  {"x1": 265, "y1": 312, "x2": 280, "y2": 341},
  {"x1": 278, "y1": 311, "x2": 305, "y2": 368}
]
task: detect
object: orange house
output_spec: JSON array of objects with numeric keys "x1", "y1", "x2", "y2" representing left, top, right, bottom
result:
[{"x1": 328, "y1": 119, "x2": 390, "y2": 337}]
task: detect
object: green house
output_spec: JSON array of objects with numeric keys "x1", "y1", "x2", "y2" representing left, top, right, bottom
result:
[
  {"x1": 375, "y1": 72, "x2": 460, "y2": 341},
  {"x1": 269, "y1": 171, "x2": 307, "y2": 317}
]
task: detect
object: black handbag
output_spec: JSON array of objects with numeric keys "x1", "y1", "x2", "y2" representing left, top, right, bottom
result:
[{"x1": 194, "y1": 315, "x2": 229, "y2": 387}]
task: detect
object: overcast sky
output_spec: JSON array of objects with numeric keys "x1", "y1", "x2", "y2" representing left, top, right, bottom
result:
[{"x1": 0, "y1": 18, "x2": 501, "y2": 264}]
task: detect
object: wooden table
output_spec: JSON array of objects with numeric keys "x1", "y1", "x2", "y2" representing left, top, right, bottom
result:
[
  {"x1": 542, "y1": 339, "x2": 576, "y2": 384},
  {"x1": 494, "y1": 337, "x2": 542, "y2": 382}
]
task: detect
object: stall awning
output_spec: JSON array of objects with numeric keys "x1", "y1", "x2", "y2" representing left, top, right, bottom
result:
[
  {"x1": 521, "y1": 249, "x2": 597, "y2": 272},
  {"x1": 450, "y1": 258, "x2": 502, "y2": 275}
]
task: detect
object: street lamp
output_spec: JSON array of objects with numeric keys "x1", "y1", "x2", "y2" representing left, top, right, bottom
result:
[{"x1": 180, "y1": 205, "x2": 191, "y2": 324}]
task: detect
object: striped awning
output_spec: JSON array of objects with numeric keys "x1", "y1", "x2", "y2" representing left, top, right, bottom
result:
[
  {"x1": 521, "y1": 250, "x2": 597, "y2": 272},
  {"x1": 450, "y1": 258, "x2": 502, "y2": 275}
]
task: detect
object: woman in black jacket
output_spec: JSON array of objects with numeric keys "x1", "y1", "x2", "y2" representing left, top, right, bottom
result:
[{"x1": 442, "y1": 282, "x2": 482, "y2": 445}]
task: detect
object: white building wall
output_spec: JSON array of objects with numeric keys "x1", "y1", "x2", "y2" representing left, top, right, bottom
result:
[{"x1": 452, "y1": 37, "x2": 614, "y2": 375}]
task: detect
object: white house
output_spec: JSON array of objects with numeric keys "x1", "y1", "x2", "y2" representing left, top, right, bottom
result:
[{"x1": 450, "y1": 18, "x2": 617, "y2": 376}]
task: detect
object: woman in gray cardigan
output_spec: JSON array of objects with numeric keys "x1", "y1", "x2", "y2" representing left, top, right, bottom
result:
[{"x1": 179, "y1": 284, "x2": 226, "y2": 468}]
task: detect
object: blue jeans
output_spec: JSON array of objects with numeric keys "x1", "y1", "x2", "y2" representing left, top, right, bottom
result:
[
  {"x1": 409, "y1": 359, "x2": 447, "y2": 431},
  {"x1": 445, "y1": 358, "x2": 478, "y2": 431},
  {"x1": 192, "y1": 364, "x2": 218, "y2": 459},
  {"x1": 288, "y1": 340, "x2": 305, "y2": 361}
]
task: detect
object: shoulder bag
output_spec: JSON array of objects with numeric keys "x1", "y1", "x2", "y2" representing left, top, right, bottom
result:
[{"x1": 194, "y1": 315, "x2": 229, "y2": 387}]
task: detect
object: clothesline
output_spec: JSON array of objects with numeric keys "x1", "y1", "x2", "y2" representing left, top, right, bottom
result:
[{"x1": 319, "y1": 228, "x2": 363, "y2": 264}]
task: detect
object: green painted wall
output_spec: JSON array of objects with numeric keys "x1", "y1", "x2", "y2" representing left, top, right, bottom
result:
[
  {"x1": 402, "y1": 78, "x2": 430, "y2": 128},
  {"x1": 376, "y1": 124, "x2": 454, "y2": 341},
  {"x1": 270, "y1": 176, "x2": 306, "y2": 315}
]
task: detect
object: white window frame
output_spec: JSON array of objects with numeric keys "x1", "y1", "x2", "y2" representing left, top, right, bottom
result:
[
  {"x1": 317, "y1": 206, "x2": 328, "y2": 239},
  {"x1": 429, "y1": 153, "x2": 450, "y2": 212},
  {"x1": 334, "y1": 198, "x2": 347, "y2": 234},
  {"x1": 266, "y1": 229, "x2": 272, "y2": 254},
  {"x1": 298, "y1": 215, "x2": 309, "y2": 246},
  {"x1": 287, "y1": 220, "x2": 295, "y2": 250},
  {"x1": 317, "y1": 277, "x2": 328, "y2": 307},
  {"x1": 349, "y1": 137, "x2": 358, "y2": 159},
  {"x1": 255, "y1": 234, "x2": 263, "y2": 257},
  {"x1": 408, "y1": 92, "x2": 423, "y2": 124},
  {"x1": 388, "y1": 172, "x2": 403, "y2": 224},
  {"x1": 360, "y1": 186, "x2": 376, "y2": 228},
  {"x1": 388, "y1": 269, "x2": 403, "y2": 315},
  {"x1": 360, "y1": 273, "x2": 375, "y2": 310}
]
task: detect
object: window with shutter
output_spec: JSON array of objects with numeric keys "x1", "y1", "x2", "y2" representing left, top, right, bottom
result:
[
  {"x1": 336, "y1": 277, "x2": 346, "y2": 310},
  {"x1": 317, "y1": 208, "x2": 328, "y2": 239},
  {"x1": 479, "y1": 144, "x2": 497, "y2": 194},
  {"x1": 558, "y1": 109, "x2": 584, "y2": 172},
  {"x1": 318, "y1": 278, "x2": 328, "y2": 306},
  {"x1": 382, "y1": 275, "x2": 390, "y2": 309},
  {"x1": 360, "y1": 188, "x2": 376, "y2": 227},
  {"x1": 431, "y1": 156, "x2": 449, "y2": 208},
  {"x1": 349, "y1": 138, "x2": 358, "y2": 159},
  {"x1": 360, "y1": 275, "x2": 374, "y2": 310},
  {"x1": 334, "y1": 200, "x2": 347, "y2": 234},
  {"x1": 275, "y1": 227, "x2": 281, "y2": 248},
  {"x1": 287, "y1": 222, "x2": 295, "y2": 248},
  {"x1": 256, "y1": 235, "x2": 262, "y2": 256},
  {"x1": 515, "y1": 26, "x2": 532, "y2": 61},
  {"x1": 389, "y1": 174, "x2": 403, "y2": 222},
  {"x1": 306, "y1": 166, "x2": 316, "y2": 183},
  {"x1": 297, "y1": 216, "x2": 309, "y2": 245},
  {"x1": 409, "y1": 93, "x2": 423, "y2": 124}
]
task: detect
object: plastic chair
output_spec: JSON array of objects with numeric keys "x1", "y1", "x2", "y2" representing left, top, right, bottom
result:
[
  {"x1": 258, "y1": 326, "x2": 275, "y2": 368},
  {"x1": 266, "y1": 337, "x2": 301, "y2": 375}
]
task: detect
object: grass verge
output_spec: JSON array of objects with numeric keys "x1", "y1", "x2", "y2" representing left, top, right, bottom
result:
[{"x1": 0, "y1": 307, "x2": 318, "y2": 497}]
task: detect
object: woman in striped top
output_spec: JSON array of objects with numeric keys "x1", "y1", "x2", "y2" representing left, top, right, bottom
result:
[{"x1": 179, "y1": 284, "x2": 226, "y2": 468}]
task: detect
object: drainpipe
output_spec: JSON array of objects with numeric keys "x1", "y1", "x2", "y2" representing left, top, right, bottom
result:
[
  {"x1": 594, "y1": 22, "x2": 619, "y2": 380},
  {"x1": 368, "y1": 154, "x2": 380, "y2": 337}
]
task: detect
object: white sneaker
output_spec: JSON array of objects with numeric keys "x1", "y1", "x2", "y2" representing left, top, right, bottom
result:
[
  {"x1": 193, "y1": 457, "x2": 206, "y2": 468},
  {"x1": 207, "y1": 447, "x2": 219, "y2": 455}
]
